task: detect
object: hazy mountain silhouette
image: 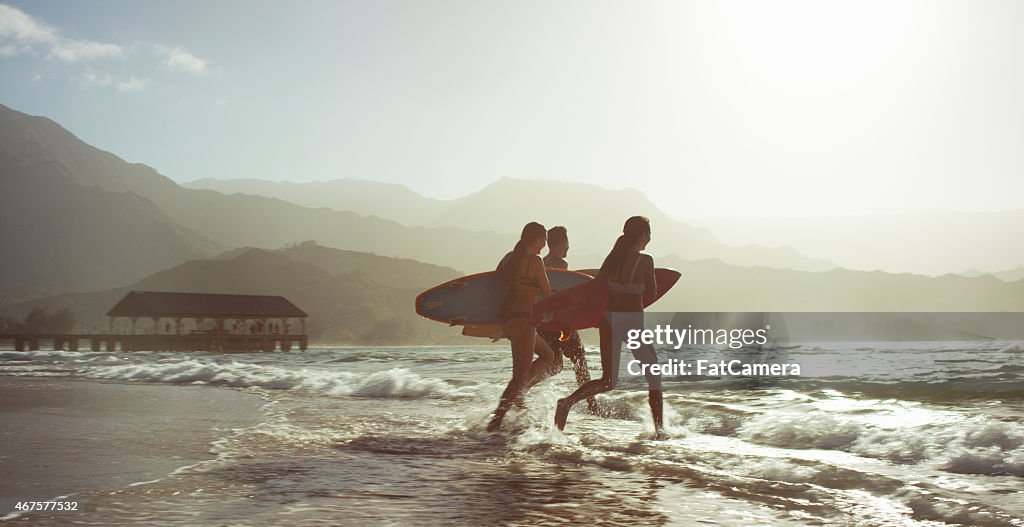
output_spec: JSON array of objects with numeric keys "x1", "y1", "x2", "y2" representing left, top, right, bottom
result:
[
  {"x1": 0, "y1": 104, "x2": 180, "y2": 197},
  {"x1": 2, "y1": 104, "x2": 833, "y2": 289},
  {"x1": 654, "y1": 256, "x2": 1024, "y2": 312},
  {"x1": 1, "y1": 244, "x2": 463, "y2": 344},
  {"x1": 424, "y1": 178, "x2": 839, "y2": 272},
  {"x1": 185, "y1": 176, "x2": 836, "y2": 272},
  {"x1": 183, "y1": 178, "x2": 447, "y2": 226},
  {"x1": 992, "y1": 267, "x2": 1024, "y2": 282},
  {"x1": 4, "y1": 103, "x2": 1022, "y2": 323},
  {"x1": 687, "y1": 211, "x2": 1024, "y2": 276},
  {"x1": 0, "y1": 104, "x2": 511, "y2": 291},
  {"x1": 0, "y1": 105, "x2": 219, "y2": 304},
  {"x1": 961, "y1": 266, "x2": 1024, "y2": 282},
  {"x1": 11, "y1": 246, "x2": 1021, "y2": 345}
]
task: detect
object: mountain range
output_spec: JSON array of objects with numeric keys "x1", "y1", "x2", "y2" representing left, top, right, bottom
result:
[
  {"x1": 1, "y1": 103, "x2": 835, "y2": 304},
  {"x1": 654, "y1": 256, "x2": 1024, "y2": 312},
  {"x1": 184, "y1": 177, "x2": 1024, "y2": 277},
  {"x1": 1, "y1": 102, "x2": 1022, "y2": 344},
  {"x1": 2, "y1": 103, "x2": 839, "y2": 302},
  {"x1": 1, "y1": 243, "x2": 463, "y2": 344},
  {"x1": 0, "y1": 106, "x2": 217, "y2": 304},
  {"x1": 184, "y1": 176, "x2": 836, "y2": 272},
  {"x1": 685, "y1": 211, "x2": 1024, "y2": 276},
  {"x1": 960, "y1": 266, "x2": 1024, "y2": 282}
]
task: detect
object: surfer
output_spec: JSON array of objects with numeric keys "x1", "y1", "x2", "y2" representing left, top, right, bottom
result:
[
  {"x1": 537, "y1": 226, "x2": 601, "y2": 415},
  {"x1": 554, "y1": 216, "x2": 665, "y2": 435},
  {"x1": 487, "y1": 222, "x2": 560, "y2": 432}
]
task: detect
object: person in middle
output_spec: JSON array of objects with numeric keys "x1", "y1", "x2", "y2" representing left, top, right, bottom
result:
[
  {"x1": 487, "y1": 222, "x2": 560, "y2": 432},
  {"x1": 536, "y1": 226, "x2": 601, "y2": 415}
]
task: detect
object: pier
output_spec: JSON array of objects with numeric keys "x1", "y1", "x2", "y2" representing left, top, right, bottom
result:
[
  {"x1": 1, "y1": 290, "x2": 311, "y2": 353},
  {"x1": 0, "y1": 333, "x2": 308, "y2": 353}
]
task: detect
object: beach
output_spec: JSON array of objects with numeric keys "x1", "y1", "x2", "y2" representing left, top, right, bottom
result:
[
  {"x1": 1, "y1": 343, "x2": 1022, "y2": 526},
  {"x1": 0, "y1": 376, "x2": 265, "y2": 523}
]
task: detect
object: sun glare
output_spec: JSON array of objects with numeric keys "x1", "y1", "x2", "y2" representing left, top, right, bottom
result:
[{"x1": 715, "y1": 1, "x2": 921, "y2": 97}]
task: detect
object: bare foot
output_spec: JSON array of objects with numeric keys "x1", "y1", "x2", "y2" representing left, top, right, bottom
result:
[
  {"x1": 554, "y1": 398, "x2": 572, "y2": 431},
  {"x1": 487, "y1": 409, "x2": 506, "y2": 432},
  {"x1": 651, "y1": 427, "x2": 670, "y2": 441}
]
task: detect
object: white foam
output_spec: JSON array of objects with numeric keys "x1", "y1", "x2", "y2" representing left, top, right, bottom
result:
[
  {"x1": 960, "y1": 420, "x2": 1024, "y2": 451},
  {"x1": 849, "y1": 428, "x2": 931, "y2": 463},
  {"x1": 904, "y1": 494, "x2": 1009, "y2": 527},
  {"x1": 0, "y1": 350, "x2": 128, "y2": 373},
  {"x1": 736, "y1": 408, "x2": 1024, "y2": 476},
  {"x1": 738, "y1": 412, "x2": 860, "y2": 449},
  {"x1": 939, "y1": 446, "x2": 1024, "y2": 476},
  {"x1": 0, "y1": 349, "x2": 90, "y2": 361},
  {"x1": 345, "y1": 368, "x2": 458, "y2": 398},
  {"x1": 87, "y1": 360, "x2": 468, "y2": 399},
  {"x1": 936, "y1": 420, "x2": 1024, "y2": 476},
  {"x1": 738, "y1": 458, "x2": 819, "y2": 483}
]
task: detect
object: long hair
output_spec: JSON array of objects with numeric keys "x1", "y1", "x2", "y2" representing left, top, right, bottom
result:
[
  {"x1": 502, "y1": 222, "x2": 546, "y2": 282},
  {"x1": 599, "y1": 216, "x2": 650, "y2": 278}
]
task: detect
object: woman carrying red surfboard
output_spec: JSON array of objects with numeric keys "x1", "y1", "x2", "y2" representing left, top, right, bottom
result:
[
  {"x1": 487, "y1": 222, "x2": 561, "y2": 432},
  {"x1": 554, "y1": 216, "x2": 665, "y2": 435}
]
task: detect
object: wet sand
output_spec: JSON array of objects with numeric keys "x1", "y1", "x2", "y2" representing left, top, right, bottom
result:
[
  {"x1": 0, "y1": 376, "x2": 265, "y2": 520},
  {"x1": 2, "y1": 344, "x2": 1022, "y2": 526}
]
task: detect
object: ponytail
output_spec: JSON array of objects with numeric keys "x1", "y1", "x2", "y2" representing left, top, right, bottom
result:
[
  {"x1": 600, "y1": 216, "x2": 650, "y2": 277},
  {"x1": 599, "y1": 235, "x2": 631, "y2": 277}
]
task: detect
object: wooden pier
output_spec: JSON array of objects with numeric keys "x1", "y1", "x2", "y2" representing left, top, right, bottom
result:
[
  {"x1": 2, "y1": 291, "x2": 312, "y2": 353},
  {"x1": 0, "y1": 333, "x2": 308, "y2": 353}
]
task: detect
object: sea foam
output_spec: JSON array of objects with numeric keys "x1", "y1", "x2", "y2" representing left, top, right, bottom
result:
[
  {"x1": 88, "y1": 359, "x2": 468, "y2": 399},
  {"x1": 735, "y1": 409, "x2": 1024, "y2": 476}
]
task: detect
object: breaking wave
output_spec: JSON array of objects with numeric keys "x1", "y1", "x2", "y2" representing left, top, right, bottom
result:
[
  {"x1": 88, "y1": 360, "x2": 471, "y2": 399},
  {"x1": 734, "y1": 410, "x2": 1024, "y2": 476}
]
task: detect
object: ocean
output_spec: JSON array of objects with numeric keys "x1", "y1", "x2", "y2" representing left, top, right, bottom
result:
[{"x1": 1, "y1": 341, "x2": 1022, "y2": 526}]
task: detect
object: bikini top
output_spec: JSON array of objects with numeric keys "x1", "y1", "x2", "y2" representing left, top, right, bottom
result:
[
  {"x1": 498, "y1": 252, "x2": 540, "y2": 289},
  {"x1": 607, "y1": 254, "x2": 646, "y2": 295}
]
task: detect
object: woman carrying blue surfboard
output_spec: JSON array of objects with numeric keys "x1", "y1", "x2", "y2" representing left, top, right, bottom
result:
[
  {"x1": 554, "y1": 216, "x2": 665, "y2": 435},
  {"x1": 487, "y1": 222, "x2": 561, "y2": 432}
]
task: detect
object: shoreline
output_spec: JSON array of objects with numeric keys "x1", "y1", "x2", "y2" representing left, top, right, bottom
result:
[{"x1": 0, "y1": 376, "x2": 266, "y2": 520}]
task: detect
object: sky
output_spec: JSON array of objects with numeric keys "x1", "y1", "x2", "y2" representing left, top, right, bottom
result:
[{"x1": 2, "y1": 0, "x2": 1023, "y2": 218}]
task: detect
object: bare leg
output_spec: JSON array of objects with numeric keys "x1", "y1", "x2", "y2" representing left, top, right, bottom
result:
[
  {"x1": 526, "y1": 335, "x2": 559, "y2": 388},
  {"x1": 649, "y1": 390, "x2": 664, "y2": 432},
  {"x1": 488, "y1": 319, "x2": 537, "y2": 431},
  {"x1": 555, "y1": 317, "x2": 617, "y2": 430},
  {"x1": 630, "y1": 340, "x2": 665, "y2": 434},
  {"x1": 565, "y1": 337, "x2": 601, "y2": 414}
]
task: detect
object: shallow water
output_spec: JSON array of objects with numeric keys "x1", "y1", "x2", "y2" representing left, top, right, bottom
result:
[{"x1": 2, "y1": 341, "x2": 1022, "y2": 526}]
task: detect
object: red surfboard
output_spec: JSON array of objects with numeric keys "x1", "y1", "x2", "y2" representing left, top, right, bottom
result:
[{"x1": 530, "y1": 268, "x2": 681, "y2": 337}]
